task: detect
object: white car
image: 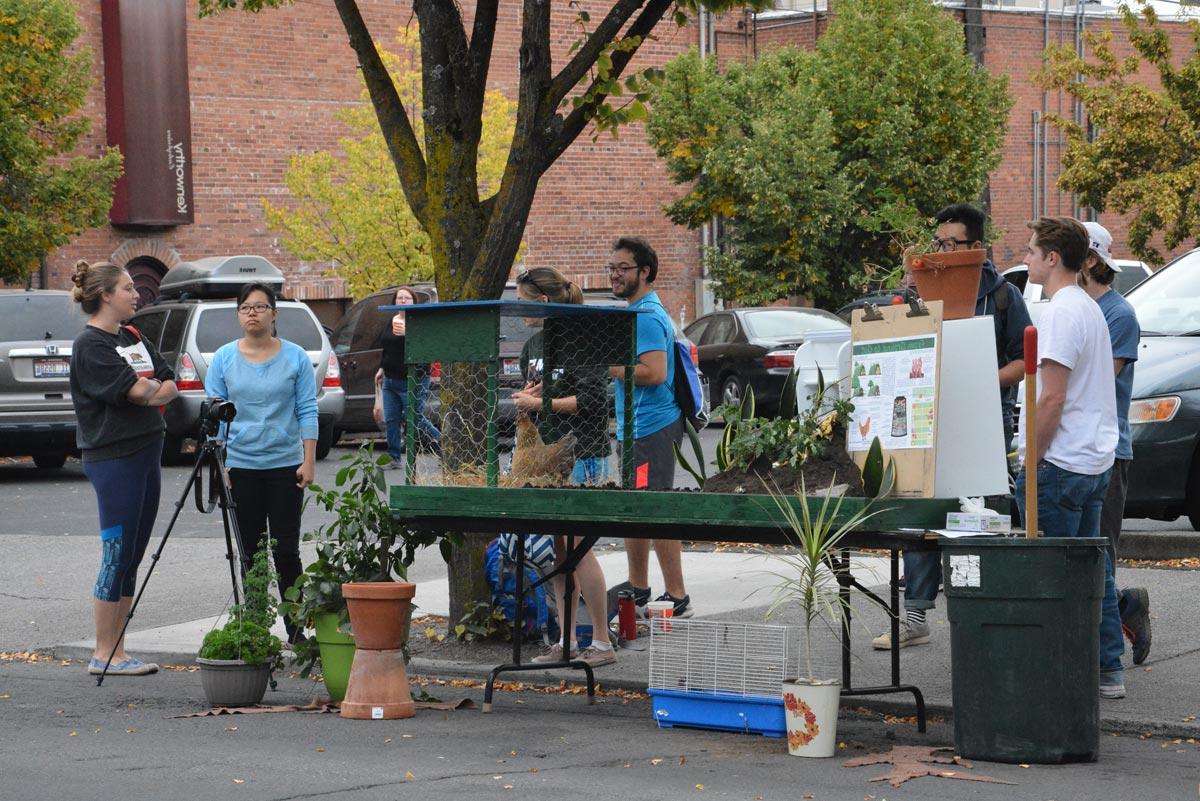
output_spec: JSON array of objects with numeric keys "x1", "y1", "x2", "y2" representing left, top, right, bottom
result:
[{"x1": 1002, "y1": 259, "x2": 1152, "y2": 302}]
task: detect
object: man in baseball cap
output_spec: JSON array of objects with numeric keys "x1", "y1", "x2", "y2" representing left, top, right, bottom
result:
[{"x1": 1079, "y1": 220, "x2": 1151, "y2": 671}]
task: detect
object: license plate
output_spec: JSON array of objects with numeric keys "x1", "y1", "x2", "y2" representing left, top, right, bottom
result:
[
  {"x1": 502, "y1": 358, "x2": 521, "y2": 377},
  {"x1": 34, "y1": 358, "x2": 70, "y2": 378}
]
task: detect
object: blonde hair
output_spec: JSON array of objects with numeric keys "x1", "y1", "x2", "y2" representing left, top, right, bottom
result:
[
  {"x1": 516, "y1": 267, "x2": 583, "y2": 305},
  {"x1": 71, "y1": 260, "x2": 126, "y2": 315}
]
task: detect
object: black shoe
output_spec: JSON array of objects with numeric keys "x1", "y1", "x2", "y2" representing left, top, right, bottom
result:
[
  {"x1": 1120, "y1": 587, "x2": 1151, "y2": 665},
  {"x1": 643, "y1": 591, "x2": 693, "y2": 619}
]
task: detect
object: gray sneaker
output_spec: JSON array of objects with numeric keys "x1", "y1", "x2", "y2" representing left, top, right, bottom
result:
[
  {"x1": 576, "y1": 645, "x2": 617, "y2": 667},
  {"x1": 871, "y1": 621, "x2": 930, "y2": 650},
  {"x1": 530, "y1": 644, "x2": 576, "y2": 664},
  {"x1": 1100, "y1": 675, "x2": 1126, "y2": 699}
]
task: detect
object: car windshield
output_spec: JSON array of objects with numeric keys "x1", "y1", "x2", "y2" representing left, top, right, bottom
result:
[
  {"x1": 195, "y1": 306, "x2": 324, "y2": 352},
  {"x1": 1112, "y1": 267, "x2": 1147, "y2": 296},
  {"x1": 742, "y1": 309, "x2": 845, "y2": 339},
  {"x1": 0, "y1": 295, "x2": 86, "y2": 341},
  {"x1": 1126, "y1": 252, "x2": 1200, "y2": 335}
]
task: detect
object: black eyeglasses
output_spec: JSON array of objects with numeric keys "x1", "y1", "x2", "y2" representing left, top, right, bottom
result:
[
  {"x1": 237, "y1": 303, "x2": 273, "y2": 315},
  {"x1": 607, "y1": 262, "x2": 642, "y2": 276},
  {"x1": 931, "y1": 237, "x2": 974, "y2": 253}
]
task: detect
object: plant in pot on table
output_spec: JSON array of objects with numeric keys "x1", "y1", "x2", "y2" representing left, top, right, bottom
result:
[
  {"x1": 762, "y1": 440, "x2": 895, "y2": 757},
  {"x1": 282, "y1": 443, "x2": 456, "y2": 712},
  {"x1": 197, "y1": 544, "x2": 284, "y2": 707}
]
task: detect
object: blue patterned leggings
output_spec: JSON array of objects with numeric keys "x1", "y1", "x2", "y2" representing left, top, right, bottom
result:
[{"x1": 82, "y1": 440, "x2": 163, "y2": 602}]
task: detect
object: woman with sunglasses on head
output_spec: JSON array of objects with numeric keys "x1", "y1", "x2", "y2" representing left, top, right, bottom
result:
[
  {"x1": 373, "y1": 285, "x2": 441, "y2": 467},
  {"x1": 204, "y1": 282, "x2": 318, "y2": 645},
  {"x1": 513, "y1": 267, "x2": 617, "y2": 667},
  {"x1": 70, "y1": 260, "x2": 179, "y2": 676}
]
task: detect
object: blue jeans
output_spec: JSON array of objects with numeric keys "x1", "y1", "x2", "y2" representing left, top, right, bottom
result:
[
  {"x1": 903, "y1": 550, "x2": 941, "y2": 611},
  {"x1": 382, "y1": 374, "x2": 440, "y2": 460},
  {"x1": 1017, "y1": 460, "x2": 1124, "y2": 679},
  {"x1": 571, "y1": 456, "x2": 609, "y2": 486}
]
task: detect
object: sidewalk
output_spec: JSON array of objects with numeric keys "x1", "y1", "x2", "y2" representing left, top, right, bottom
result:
[{"x1": 53, "y1": 553, "x2": 1200, "y2": 739}]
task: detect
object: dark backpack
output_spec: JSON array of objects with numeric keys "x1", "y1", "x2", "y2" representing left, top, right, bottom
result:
[{"x1": 673, "y1": 338, "x2": 708, "y2": 431}]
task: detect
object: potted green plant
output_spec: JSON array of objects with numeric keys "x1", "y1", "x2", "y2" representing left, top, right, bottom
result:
[
  {"x1": 196, "y1": 545, "x2": 284, "y2": 707},
  {"x1": 763, "y1": 441, "x2": 895, "y2": 757},
  {"x1": 282, "y1": 443, "x2": 456, "y2": 710}
]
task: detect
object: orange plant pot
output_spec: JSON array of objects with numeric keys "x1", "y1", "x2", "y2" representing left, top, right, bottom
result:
[
  {"x1": 340, "y1": 581, "x2": 416, "y2": 720},
  {"x1": 910, "y1": 248, "x2": 986, "y2": 320}
]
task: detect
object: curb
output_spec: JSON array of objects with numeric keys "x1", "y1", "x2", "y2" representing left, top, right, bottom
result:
[{"x1": 1119, "y1": 532, "x2": 1200, "y2": 560}]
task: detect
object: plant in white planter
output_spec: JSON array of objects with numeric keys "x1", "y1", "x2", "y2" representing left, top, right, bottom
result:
[
  {"x1": 197, "y1": 545, "x2": 283, "y2": 707},
  {"x1": 763, "y1": 438, "x2": 894, "y2": 757}
]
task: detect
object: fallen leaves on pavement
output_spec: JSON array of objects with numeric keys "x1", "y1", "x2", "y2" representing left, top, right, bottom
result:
[
  {"x1": 172, "y1": 697, "x2": 476, "y2": 718},
  {"x1": 843, "y1": 746, "x2": 1015, "y2": 787},
  {"x1": 410, "y1": 674, "x2": 648, "y2": 701},
  {"x1": 1120, "y1": 557, "x2": 1200, "y2": 570}
]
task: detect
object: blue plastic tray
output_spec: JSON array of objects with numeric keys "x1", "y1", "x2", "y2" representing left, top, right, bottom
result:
[{"x1": 649, "y1": 688, "x2": 785, "y2": 738}]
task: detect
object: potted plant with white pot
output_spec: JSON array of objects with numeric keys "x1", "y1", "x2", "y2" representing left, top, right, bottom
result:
[
  {"x1": 763, "y1": 438, "x2": 894, "y2": 757},
  {"x1": 196, "y1": 545, "x2": 284, "y2": 707}
]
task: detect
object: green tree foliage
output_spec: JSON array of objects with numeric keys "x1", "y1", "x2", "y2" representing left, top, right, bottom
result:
[
  {"x1": 262, "y1": 30, "x2": 516, "y2": 299},
  {"x1": 647, "y1": 0, "x2": 1011, "y2": 309},
  {"x1": 1038, "y1": 2, "x2": 1200, "y2": 263},
  {"x1": 0, "y1": 0, "x2": 122, "y2": 283}
]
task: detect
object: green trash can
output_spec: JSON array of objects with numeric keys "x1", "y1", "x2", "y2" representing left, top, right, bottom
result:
[{"x1": 942, "y1": 537, "x2": 1104, "y2": 764}]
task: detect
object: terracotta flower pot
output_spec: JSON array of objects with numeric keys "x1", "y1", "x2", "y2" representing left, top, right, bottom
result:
[
  {"x1": 340, "y1": 581, "x2": 416, "y2": 720},
  {"x1": 910, "y1": 248, "x2": 986, "y2": 320}
]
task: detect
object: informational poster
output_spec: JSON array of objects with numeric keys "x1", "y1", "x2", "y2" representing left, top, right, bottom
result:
[{"x1": 847, "y1": 334, "x2": 938, "y2": 452}]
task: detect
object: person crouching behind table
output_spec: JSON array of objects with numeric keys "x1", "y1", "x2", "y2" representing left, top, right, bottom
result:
[
  {"x1": 70, "y1": 260, "x2": 179, "y2": 676},
  {"x1": 203, "y1": 282, "x2": 318, "y2": 646}
]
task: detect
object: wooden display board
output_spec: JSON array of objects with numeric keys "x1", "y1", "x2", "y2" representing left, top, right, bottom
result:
[{"x1": 848, "y1": 300, "x2": 944, "y2": 498}]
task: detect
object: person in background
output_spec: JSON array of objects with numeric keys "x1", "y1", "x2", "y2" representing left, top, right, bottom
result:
[
  {"x1": 604, "y1": 236, "x2": 693, "y2": 619},
  {"x1": 875, "y1": 203, "x2": 1032, "y2": 650},
  {"x1": 373, "y1": 286, "x2": 440, "y2": 467},
  {"x1": 1016, "y1": 216, "x2": 1124, "y2": 699},
  {"x1": 204, "y1": 282, "x2": 317, "y2": 645},
  {"x1": 70, "y1": 260, "x2": 179, "y2": 676},
  {"x1": 512, "y1": 266, "x2": 617, "y2": 667},
  {"x1": 1078, "y1": 221, "x2": 1151, "y2": 666}
]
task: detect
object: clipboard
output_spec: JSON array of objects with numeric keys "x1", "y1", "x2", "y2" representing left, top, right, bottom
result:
[{"x1": 847, "y1": 299, "x2": 944, "y2": 498}]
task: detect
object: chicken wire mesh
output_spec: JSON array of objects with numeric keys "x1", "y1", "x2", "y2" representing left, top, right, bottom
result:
[
  {"x1": 397, "y1": 300, "x2": 639, "y2": 488},
  {"x1": 649, "y1": 618, "x2": 796, "y2": 699}
]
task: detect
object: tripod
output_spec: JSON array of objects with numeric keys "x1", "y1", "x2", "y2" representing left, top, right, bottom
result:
[{"x1": 96, "y1": 431, "x2": 247, "y2": 686}]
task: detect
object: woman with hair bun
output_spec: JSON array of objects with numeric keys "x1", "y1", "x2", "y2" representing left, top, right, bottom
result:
[
  {"x1": 513, "y1": 266, "x2": 617, "y2": 668},
  {"x1": 70, "y1": 260, "x2": 178, "y2": 676}
]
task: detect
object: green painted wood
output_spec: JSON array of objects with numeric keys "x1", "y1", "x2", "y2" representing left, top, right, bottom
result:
[
  {"x1": 405, "y1": 306, "x2": 501, "y2": 363},
  {"x1": 390, "y1": 484, "x2": 957, "y2": 544}
]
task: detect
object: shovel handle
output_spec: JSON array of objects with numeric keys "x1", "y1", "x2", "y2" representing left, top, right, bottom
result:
[{"x1": 1024, "y1": 325, "x2": 1038, "y2": 539}]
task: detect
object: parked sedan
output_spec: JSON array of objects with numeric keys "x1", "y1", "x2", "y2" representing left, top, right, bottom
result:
[
  {"x1": 1121, "y1": 249, "x2": 1200, "y2": 528},
  {"x1": 683, "y1": 307, "x2": 848, "y2": 417}
]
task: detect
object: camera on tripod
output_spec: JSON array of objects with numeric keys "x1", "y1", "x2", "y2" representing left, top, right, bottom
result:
[{"x1": 197, "y1": 397, "x2": 237, "y2": 438}]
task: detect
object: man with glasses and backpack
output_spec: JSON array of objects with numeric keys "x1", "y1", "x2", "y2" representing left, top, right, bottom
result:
[{"x1": 604, "y1": 236, "x2": 694, "y2": 619}]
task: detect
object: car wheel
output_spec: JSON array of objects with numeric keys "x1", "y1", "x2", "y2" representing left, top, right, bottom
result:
[
  {"x1": 32, "y1": 451, "x2": 67, "y2": 470},
  {"x1": 316, "y1": 422, "x2": 334, "y2": 461},
  {"x1": 1187, "y1": 462, "x2": 1200, "y2": 532},
  {"x1": 721, "y1": 375, "x2": 744, "y2": 415},
  {"x1": 330, "y1": 427, "x2": 343, "y2": 446}
]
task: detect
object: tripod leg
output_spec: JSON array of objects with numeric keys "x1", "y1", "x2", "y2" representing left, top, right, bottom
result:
[
  {"x1": 97, "y1": 446, "x2": 209, "y2": 687},
  {"x1": 212, "y1": 457, "x2": 247, "y2": 608}
]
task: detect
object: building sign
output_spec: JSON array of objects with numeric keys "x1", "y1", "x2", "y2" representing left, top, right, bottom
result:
[{"x1": 101, "y1": 0, "x2": 194, "y2": 226}]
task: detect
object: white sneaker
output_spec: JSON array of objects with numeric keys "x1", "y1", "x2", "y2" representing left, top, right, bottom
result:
[{"x1": 871, "y1": 621, "x2": 930, "y2": 650}]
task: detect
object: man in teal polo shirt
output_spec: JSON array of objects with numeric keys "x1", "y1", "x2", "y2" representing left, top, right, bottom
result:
[{"x1": 606, "y1": 236, "x2": 692, "y2": 618}]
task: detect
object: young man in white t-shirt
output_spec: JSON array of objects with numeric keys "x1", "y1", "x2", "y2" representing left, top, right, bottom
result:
[{"x1": 1017, "y1": 216, "x2": 1126, "y2": 699}]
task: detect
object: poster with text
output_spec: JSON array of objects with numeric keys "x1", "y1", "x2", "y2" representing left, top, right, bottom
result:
[{"x1": 847, "y1": 334, "x2": 937, "y2": 452}]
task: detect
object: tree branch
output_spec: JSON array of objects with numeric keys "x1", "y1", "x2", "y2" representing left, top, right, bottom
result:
[
  {"x1": 332, "y1": 0, "x2": 428, "y2": 221},
  {"x1": 546, "y1": 0, "x2": 644, "y2": 111},
  {"x1": 543, "y1": 0, "x2": 675, "y2": 169}
]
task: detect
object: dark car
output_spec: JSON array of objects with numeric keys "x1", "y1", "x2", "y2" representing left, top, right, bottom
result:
[
  {"x1": 0, "y1": 289, "x2": 87, "y2": 468},
  {"x1": 1121, "y1": 249, "x2": 1200, "y2": 528},
  {"x1": 683, "y1": 307, "x2": 848, "y2": 417}
]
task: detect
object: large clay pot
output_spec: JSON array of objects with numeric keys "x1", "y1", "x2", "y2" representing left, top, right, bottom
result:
[
  {"x1": 910, "y1": 248, "x2": 986, "y2": 320},
  {"x1": 313, "y1": 612, "x2": 356, "y2": 703},
  {"x1": 781, "y1": 678, "x2": 841, "y2": 758},
  {"x1": 340, "y1": 581, "x2": 416, "y2": 720}
]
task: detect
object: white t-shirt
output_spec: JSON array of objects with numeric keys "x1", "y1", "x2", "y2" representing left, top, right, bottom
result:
[{"x1": 1017, "y1": 285, "x2": 1117, "y2": 475}]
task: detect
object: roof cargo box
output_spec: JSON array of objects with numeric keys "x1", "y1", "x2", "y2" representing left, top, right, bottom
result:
[{"x1": 158, "y1": 255, "x2": 285, "y2": 299}]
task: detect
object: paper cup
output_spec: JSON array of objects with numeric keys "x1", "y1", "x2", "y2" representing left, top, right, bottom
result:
[{"x1": 646, "y1": 600, "x2": 675, "y2": 632}]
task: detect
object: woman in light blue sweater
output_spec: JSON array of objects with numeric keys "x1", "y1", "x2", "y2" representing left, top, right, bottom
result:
[{"x1": 204, "y1": 282, "x2": 318, "y2": 644}]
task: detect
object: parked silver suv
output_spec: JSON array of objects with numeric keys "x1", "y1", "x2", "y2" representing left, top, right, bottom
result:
[
  {"x1": 129, "y1": 256, "x2": 345, "y2": 462},
  {"x1": 0, "y1": 289, "x2": 87, "y2": 468}
]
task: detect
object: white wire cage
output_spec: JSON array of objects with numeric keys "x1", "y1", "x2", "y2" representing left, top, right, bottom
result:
[{"x1": 648, "y1": 618, "x2": 796, "y2": 699}]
